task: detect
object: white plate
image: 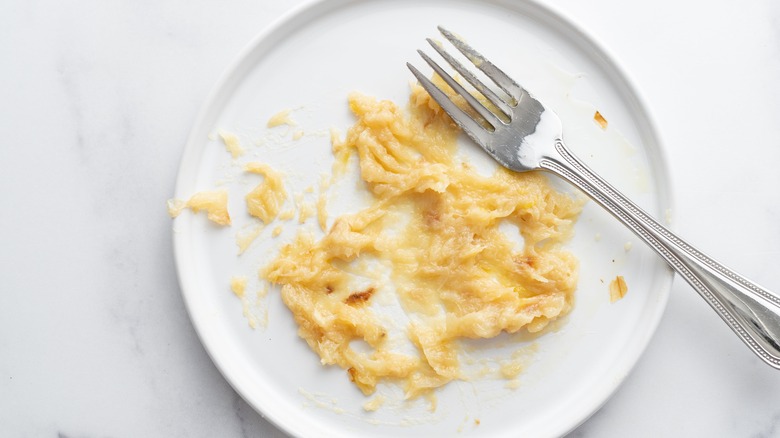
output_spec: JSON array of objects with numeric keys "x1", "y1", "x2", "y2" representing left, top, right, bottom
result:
[{"x1": 172, "y1": 0, "x2": 674, "y2": 436}]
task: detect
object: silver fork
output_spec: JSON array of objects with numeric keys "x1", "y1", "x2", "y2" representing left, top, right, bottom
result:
[{"x1": 408, "y1": 26, "x2": 780, "y2": 369}]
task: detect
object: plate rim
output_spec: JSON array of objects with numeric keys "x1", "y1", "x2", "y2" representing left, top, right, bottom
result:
[{"x1": 172, "y1": 0, "x2": 676, "y2": 436}]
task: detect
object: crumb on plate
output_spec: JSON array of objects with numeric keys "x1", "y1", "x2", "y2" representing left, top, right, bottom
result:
[{"x1": 609, "y1": 275, "x2": 628, "y2": 302}]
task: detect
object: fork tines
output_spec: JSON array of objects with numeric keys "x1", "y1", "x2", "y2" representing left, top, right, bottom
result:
[{"x1": 407, "y1": 26, "x2": 525, "y2": 141}]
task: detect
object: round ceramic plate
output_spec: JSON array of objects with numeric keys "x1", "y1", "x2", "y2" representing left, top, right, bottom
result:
[{"x1": 172, "y1": 0, "x2": 674, "y2": 436}]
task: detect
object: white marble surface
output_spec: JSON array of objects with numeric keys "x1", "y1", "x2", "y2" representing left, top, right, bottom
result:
[{"x1": 2, "y1": 0, "x2": 780, "y2": 436}]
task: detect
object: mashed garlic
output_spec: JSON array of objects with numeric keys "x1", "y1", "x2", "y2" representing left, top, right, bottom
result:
[
  {"x1": 179, "y1": 190, "x2": 231, "y2": 226},
  {"x1": 245, "y1": 162, "x2": 287, "y2": 224},
  {"x1": 262, "y1": 84, "x2": 583, "y2": 399},
  {"x1": 219, "y1": 130, "x2": 245, "y2": 158},
  {"x1": 267, "y1": 109, "x2": 296, "y2": 128}
]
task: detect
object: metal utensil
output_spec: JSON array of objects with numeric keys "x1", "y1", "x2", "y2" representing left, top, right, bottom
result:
[{"x1": 407, "y1": 26, "x2": 780, "y2": 369}]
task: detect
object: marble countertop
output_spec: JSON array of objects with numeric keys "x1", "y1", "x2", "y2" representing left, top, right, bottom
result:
[{"x1": 2, "y1": 0, "x2": 780, "y2": 436}]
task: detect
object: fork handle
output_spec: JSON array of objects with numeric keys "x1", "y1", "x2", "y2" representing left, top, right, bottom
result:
[{"x1": 541, "y1": 139, "x2": 780, "y2": 369}]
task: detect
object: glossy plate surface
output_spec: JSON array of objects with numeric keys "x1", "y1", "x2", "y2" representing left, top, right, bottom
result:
[{"x1": 173, "y1": 0, "x2": 674, "y2": 436}]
